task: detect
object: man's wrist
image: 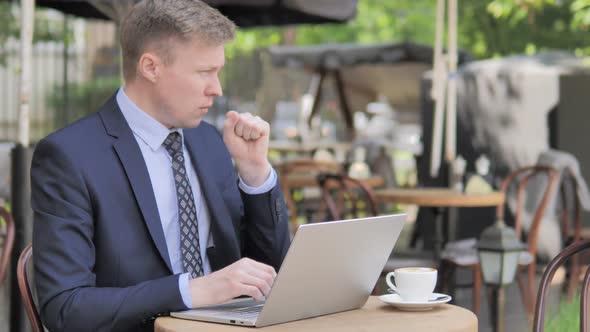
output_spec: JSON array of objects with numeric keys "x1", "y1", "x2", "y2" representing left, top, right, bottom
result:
[
  {"x1": 239, "y1": 167, "x2": 277, "y2": 194},
  {"x1": 236, "y1": 160, "x2": 271, "y2": 187},
  {"x1": 179, "y1": 273, "x2": 193, "y2": 309}
]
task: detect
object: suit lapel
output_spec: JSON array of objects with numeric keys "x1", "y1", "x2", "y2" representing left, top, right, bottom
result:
[
  {"x1": 184, "y1": 127, "x2": 240, "y2": 269},
  {"x1": 99, "y1": 97, "x2": 174, "y2": 273}
]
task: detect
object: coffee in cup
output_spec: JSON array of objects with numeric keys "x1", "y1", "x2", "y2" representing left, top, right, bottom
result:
[{"x1": 386, "y1": 267, "x2": 437, "y2": 302}]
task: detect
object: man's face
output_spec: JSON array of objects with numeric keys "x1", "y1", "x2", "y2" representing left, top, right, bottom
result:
[{"x1": 152, "y1": 38, "x2": 224, "y2": 129}]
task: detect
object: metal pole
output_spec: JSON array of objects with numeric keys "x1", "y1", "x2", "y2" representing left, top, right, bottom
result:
[
  {"x1": 10, "y1": 146, "x2": 34, "y2": 332},
  {"x1": 489, "y1": 285, "x2": 505, "y2": 332},
  {"x1": 11, "y1": 1, "x2": 35, "y2": 331},
  {"x1": 445, "y1": 0, "x2": 458, "y2": 162},
  {"x1": 18, "y1": 0, "x2": 34, "y2": 148},
  {"x1": 497, "y1": 286, "x2": 505, "y2": 332},
  {"x1": 62, "y1": 15, "x2": 69, "y2": 125},
  {"x1": 429, "y1": 0, "x2": 446, "y2": 177}
]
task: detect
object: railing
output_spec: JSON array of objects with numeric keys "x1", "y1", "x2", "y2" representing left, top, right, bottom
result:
[{"x1": 0, "y1": 38, "x2": 88, "y2": 142}]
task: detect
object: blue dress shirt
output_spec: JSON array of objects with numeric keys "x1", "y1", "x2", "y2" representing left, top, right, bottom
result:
[{"x1": 116, "y1": 87, "x2": 277, "y2": 308}]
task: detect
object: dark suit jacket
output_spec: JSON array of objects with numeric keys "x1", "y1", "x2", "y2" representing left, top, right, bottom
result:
[{"x1": 31, "y1": 95, "x2": 290, "y2": 332}]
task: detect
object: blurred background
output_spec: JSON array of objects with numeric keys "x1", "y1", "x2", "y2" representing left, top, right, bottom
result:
[{"x1": 2, "y1": 1, "x2": 590, "y2": 331}]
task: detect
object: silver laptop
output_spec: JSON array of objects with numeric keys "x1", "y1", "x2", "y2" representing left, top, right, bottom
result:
[{"x1": 171, "y1": 214, "x2": 406, "y2": 327}]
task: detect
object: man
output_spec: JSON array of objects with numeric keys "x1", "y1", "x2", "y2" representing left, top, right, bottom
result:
[{"x1": 31, "y1": 1, "x2": 290, "y2": 331}]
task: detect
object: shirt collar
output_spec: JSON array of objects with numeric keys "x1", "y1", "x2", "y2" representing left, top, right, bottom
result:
[{"x1": 116, "y1": 87, "x2": 183, "y2": 151}]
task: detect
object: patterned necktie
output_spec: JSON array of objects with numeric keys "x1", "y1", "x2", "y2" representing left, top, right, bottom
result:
[{"x1": 163, "y1": 132, "x2": 203, "y2": 278}]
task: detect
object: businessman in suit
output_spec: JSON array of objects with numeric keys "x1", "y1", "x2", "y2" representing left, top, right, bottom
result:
[{"x1": 31, "y1": 1, "x2": 290, "y2": 331}]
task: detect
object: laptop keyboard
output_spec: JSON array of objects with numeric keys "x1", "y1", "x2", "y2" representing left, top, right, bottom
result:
[{"x1": 211, "y1": 303, "x2": 264, "y2": 320}]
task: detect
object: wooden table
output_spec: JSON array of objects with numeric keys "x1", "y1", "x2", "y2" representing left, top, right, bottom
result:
[
  {"x1": 285, "y1": 174, "x2": 384, "y2": 188},
  {"x1": 269, "y1": 141, "x2": 351, "y2": 162},
  {"x1": 155, "y1": 297, "x2": 478, "y2": 332},
  {"x1": 269, "y1": 141, "x2": 351, "y2": 153},
  {"x1": 375, "y1": 188, "x2": 505, "y2": 259}
]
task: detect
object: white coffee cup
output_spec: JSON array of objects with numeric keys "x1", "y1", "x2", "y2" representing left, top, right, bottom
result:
[{"x1": 386, "y1": 267, "x2": 437, "y2": 302}]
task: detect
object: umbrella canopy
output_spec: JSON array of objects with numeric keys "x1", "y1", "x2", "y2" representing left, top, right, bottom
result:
[
  {"x1": 268, "y1": 41, "x2": 471, "y2": 71},
  {"x1": 33, "y1": 0, "x2": 358, "y2": 26},
  {"x1": 265, "y1": 42, "x2": 471, "y2": 133}
]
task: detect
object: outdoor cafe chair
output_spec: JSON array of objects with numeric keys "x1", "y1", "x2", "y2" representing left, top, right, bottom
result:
[
  {"x1": 17, "y1": 244, "x2": 45, "y2": 332},
  {"x1": 275, "y1": 158, "x2": 343, "y2": 234},
  {"x1": 558, "y1": 168, "x2": 590, "y2": 301},
  {"x1": 439, "y1": 166, "x2": 560, "y2": 317},
  {"x1": 0, "y1": 206, "x2": 15, "y2": 286},
  {"x1": 316, "y1": 172, "x2": 378, "y2": 221},
  {"x1": 316, "y1": 172, "x2": 435, "y2": 294},
  {"x1": 533, "y1": 240, "x2": 590, "y2": 332}
]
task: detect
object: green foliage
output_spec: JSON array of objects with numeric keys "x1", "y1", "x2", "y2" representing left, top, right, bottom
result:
[
  {"x1": 0, "y1": 3, "x2": 18, "y2": 66},
  {"x1": 48, "y1": 77, "x2": 122, "y2": 125},
  {"x1": 225, "y1": 0, "x2": 590, "y2": 61},
  {"x1": 0, "y1": 5, "x2": 76, "y2": 66},
  {"x1": 460, "y1": 0, "x2": 587, "y2": 58},
  {"x1": 33, "y1": 13, "x2": 74, "y2": 43},
  {"x1": 571, "y1": 0, "x2": 590, "y2": 29},
  {"x1": 545, "y1": 294, "x2": 580, "y2": 332},
  {"x1": 226, "y1": 0, "x2": 436, "y2": 59}
]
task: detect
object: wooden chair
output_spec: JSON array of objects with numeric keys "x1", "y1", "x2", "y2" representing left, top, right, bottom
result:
[
  {"x1": 316, "y1": 172, "x2": 435, "y2": 294},
  {"x1": 316, "y1": 172, "x2": 378, "y2": 221},
  {"x1": 275, "y1": 159, "x2": 342, "y2": 233},
  {"x1": 17, "y1": 244, "x2": 44, "y2": 332},
  {"x1": 558, "y1": 168, "x2": 589, "y2": 300},
  {"x1": 0, "y1": 206, "x2": 15, "y2": 285},
  {"x1": 440, "y1": 166, "x2": 560, "y2": 317},
  {"x1": 533, "y1": 240, "x2": 590, "y2": 332}
]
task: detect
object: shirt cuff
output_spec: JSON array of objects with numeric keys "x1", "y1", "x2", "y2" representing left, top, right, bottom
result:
[
  {"x1": 238, "y1": 167, "x2": 277, "y2": 195},
  {"x1": 179, "y1": 272, "x2": 193, "y2": 309}
]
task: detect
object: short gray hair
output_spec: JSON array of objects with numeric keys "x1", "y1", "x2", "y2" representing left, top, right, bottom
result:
[{"x1": 120, "y1": 0, "x2": 236, "y2": 81}]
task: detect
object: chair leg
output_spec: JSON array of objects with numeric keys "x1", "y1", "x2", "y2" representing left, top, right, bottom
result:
[
  {"x1": 567, "y1": 254, "x2": 580, "y2": 300},
  {"x1": 371, "y1": 275, "x2": 383, "y2": 295},
  {"x1": 438, "y1": 260, "x2": 453, "y2": 294},
  {"x1": 527, "y1": 263, "x2": 536, "y2": 318},
  {"x1": 472, "y1": 265, "x2": 482, "y2": 316},
  {"x1": 516, "y1": 272, "x2": 532, "y2": 320}
]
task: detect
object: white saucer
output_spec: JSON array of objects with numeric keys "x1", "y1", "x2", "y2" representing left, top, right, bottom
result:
[{"x1": 378, "y1": 293, "x2": 452, "y2": 311}]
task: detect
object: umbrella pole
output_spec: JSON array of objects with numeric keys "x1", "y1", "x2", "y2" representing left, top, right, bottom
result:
[
  {"x1": 17, "y1": 0, "x2": 33, "y2": 149},
  {"x1": 10, "y1": 1, "x2": 35, "y2": 331},
  {"x1": 445, "y1": 0, "x2": 458, "y2": 163},
  {"x1": 430, "y1": 0, "x2": 446, "y2": 177},
  {"x1": 300, "y1": 72, "x2": 323, "y2": 144}
]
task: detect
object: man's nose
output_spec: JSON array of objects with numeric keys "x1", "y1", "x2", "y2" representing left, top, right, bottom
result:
[{"x1": 205, "y1": 75, "x2": 223, "y2": 97}]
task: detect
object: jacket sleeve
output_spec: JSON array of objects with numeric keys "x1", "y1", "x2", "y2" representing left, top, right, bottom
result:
[
  {"x1": 239, "y1": 181, "x2": 290, "y2": 272},
  {"x1": 31, "y1": 138, "x2": 186, "y2": 332}
]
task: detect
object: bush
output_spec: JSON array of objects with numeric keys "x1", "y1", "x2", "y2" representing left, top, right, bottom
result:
[
  {"x1": 545, "y1": 295, "x2": 580, "y2": 332},
  {"x1": 48, "y1": 77, "x2": 121, "y2": 127}
]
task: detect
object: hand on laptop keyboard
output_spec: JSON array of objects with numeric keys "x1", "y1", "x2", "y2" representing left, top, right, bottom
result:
[{"x1": 189, "y1": 257, "x2": 277, "y2": 307}]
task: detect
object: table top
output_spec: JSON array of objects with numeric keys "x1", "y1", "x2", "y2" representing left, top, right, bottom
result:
[
  {"x1": 269, "y1": 141, "x2": 351, "y2": 153},
  {"x1": 155, "y1": 297, "x2": 478, "y2": 332},
  {"x1": 285, "y1": 174, "x2": 385, "y2": 188},
  {"x1": 375, "y1": 188, "x2": 505, "y2": 207}
]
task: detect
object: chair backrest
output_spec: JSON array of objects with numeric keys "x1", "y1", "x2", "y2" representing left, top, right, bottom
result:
[
  {"x1": 533, "y1": 240, "x2": 590, "y2": 332},
  {"x1": 558, "y1": 168, "x2": 584, "y2": 243},
  {"x1": 17, "y1": 244, "x2": 44, "y2": 332},
  {"x1": 0, "y1": 206, "x2": 15, "y2": 285},
  {"x1": 276, "y1": 158, "x2": 342, "y2": 177},
  {"x1": 317, "y1": 172, "x2": 378, "y2": 221},
  {"x1": 276, "y1": 159, "x2": 343, "y2": 230},
  {"x1": 496, "y1": 166, "x2": 560, "y2": 257}
]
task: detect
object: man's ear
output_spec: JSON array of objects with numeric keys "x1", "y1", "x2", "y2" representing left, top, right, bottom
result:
[{"x1": 137, "y1": 52, "x2": 160, "y2": 83}]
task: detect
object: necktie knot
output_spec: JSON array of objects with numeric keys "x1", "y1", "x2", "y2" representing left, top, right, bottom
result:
[{"x1": 163, "y1": 132, "x2": 183, "y2": 157}]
